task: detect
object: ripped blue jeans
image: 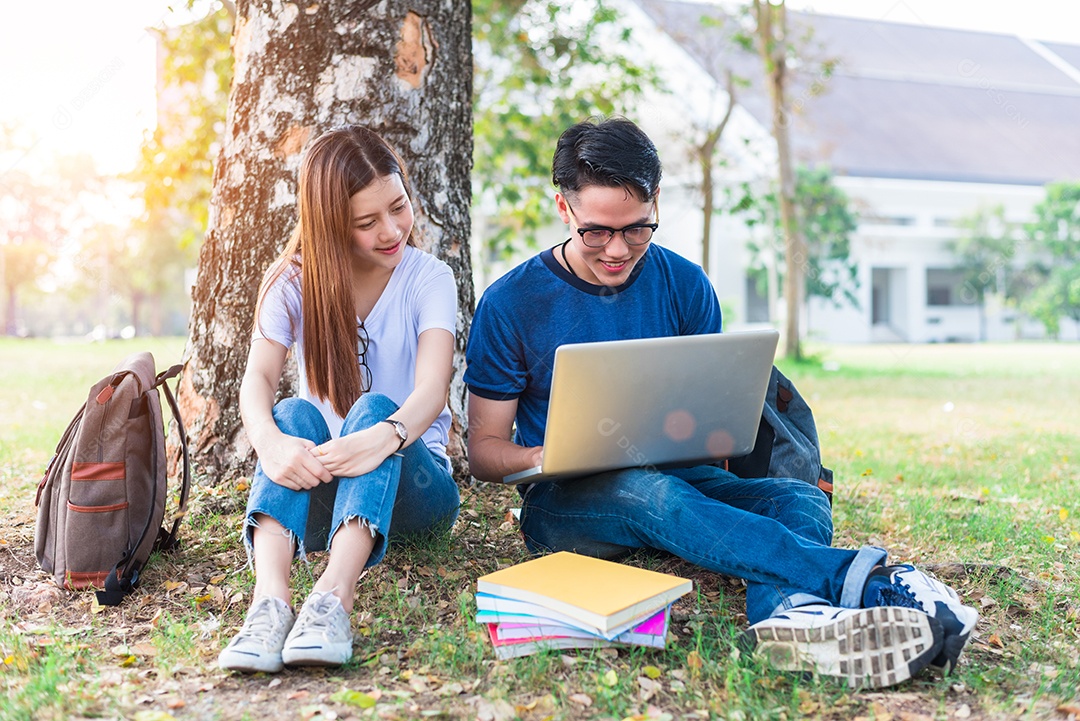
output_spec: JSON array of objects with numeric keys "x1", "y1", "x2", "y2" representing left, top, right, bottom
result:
[
  {"x1": 519, "y1": 466, "x2": 885, "y2": 625},
  {"x1": 244, "y1": 394, "x2": 460, "y2": 568}
]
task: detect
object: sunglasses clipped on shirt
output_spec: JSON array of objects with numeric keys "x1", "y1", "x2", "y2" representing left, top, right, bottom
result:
[{"x1": 565, "y1": 199, "x2": 660, "y2": 248}]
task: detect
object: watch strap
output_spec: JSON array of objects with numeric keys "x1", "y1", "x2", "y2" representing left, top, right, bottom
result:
[{"x1": 381, "y1": 419, "x2": 407, "y2": 450}]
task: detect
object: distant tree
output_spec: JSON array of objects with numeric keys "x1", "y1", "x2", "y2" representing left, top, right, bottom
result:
[
  {"x1": 743, "y1": 166, "x2": 858, "y2": 317},
  {"x1": 1024, "y1": 181, "x2": 1080, "y2": 338},
  {"x1": 750, "y1": 0, "x2": 804, "y2": 359},
  {"x1": 178, "y1": 0, "x2": 473, "y2": 482},
  {"x1": 950, "y1": 205, "x2": 1017, "y2": 341},
  {"x1": 472, "y1": 0, "x2": 657, "y2": 273},
  {"x1": 0, "y1": 126, "x2": 63, "y2": 335},
  {"x1": 127, "y1": 0, "x2": 232, "y2": 334}
]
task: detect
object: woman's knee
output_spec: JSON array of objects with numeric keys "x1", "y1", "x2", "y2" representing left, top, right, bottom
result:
[
  {"x1": 271, "y1": 397, "x2": 329, "y2": 438},
  {"x1": 342, "y1": 392, "x2": 398, "y2": 430}
]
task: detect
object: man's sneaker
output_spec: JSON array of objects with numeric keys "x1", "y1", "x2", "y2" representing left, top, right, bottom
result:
[
  {"x1": 218, "y1": 596, "x2": 295, "y2": 673},
  {"x1": 862, "y1": 564, "x2": 979, "y2": 674},
  {"x1": 740, "y1": 604, "x2": 944, "y2": 688},
  {"x1": 281, "y1": 590, "x2": 354, "y2": 666}
]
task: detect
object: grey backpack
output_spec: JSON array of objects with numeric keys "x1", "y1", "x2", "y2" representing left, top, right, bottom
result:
[
  {"x1": 726, "y1": 366, "x2": 834, "y2": 502},
  {"x1": 34, "y1": 352, "x2": 190, "y2": 605}
]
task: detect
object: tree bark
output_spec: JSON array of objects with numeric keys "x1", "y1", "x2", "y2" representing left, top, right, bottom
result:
[
  {"x1": 694, "y1": 70, "x2": 736, "y2": 279},
  {"x1": 755, "y1": 0, "x2": 804, "y2": 359},
  {"x1": 176, "y1": 0, "x2": 474, "y2": 484}
]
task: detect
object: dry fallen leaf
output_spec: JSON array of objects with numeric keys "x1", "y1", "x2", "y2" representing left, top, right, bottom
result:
[
  {"x1": 686, "y1": 650, "x2": 703, "y2": 678},
  {"x1": 637, "y1": 676, "x2": 661, "y2": 702},
  {"x1": 568, "y1": 694, "x2": 593, "y2": 707},
  {"x1": 897, "y1": 713, "x2": 932, "y2": 721}
]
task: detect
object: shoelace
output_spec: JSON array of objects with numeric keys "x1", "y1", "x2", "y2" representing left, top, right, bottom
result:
[
  {"x1": 877, "y1": 579, "x2": 923, "y2": 611},
  {"x1": 294, "y1": 592, "x2": 345, "y2": 640},
  {"x1": 237, "y1": 598, "x2": 286, "y2": 646}
]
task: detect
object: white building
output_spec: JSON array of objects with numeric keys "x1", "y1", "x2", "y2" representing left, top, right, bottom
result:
[{"x1": 620, "y1": 0, "x2": 1080, "y2": 342}]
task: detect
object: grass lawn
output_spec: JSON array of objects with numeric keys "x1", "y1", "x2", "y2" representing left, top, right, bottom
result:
[{"x1": 1, "y1": 338, "x2": 1078, "y2": 720}]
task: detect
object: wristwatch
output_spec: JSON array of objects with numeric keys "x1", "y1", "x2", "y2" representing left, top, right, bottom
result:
[{"x1": 381, "y1": 419, "x2": 408, "y2": 450}]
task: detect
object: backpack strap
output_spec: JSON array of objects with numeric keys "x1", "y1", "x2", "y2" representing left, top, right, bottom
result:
[
  {"x1": 95, "y1": 363, "x2": 189, "y2": 607},
  {"x1": 154, "y1": 364, "x2": 190, "y2": 551}
]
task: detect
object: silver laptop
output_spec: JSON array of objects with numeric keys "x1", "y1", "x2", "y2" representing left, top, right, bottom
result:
[{"x1": 501, "y1": 329, "x2": 780, "y2": 483}]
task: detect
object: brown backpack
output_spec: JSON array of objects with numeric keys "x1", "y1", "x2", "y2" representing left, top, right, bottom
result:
[{"x1": 34, "y1": 351, "x2": 191, "y2": 605}]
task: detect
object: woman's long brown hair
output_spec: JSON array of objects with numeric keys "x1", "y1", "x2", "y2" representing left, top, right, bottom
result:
[{"x1": 255, "y1": 125, "x2": 418, "y2": 417}]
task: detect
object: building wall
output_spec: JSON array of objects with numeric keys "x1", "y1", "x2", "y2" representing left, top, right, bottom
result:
[{"x1": 472, "y1": 0, "x2": 1079, "y2": 344}]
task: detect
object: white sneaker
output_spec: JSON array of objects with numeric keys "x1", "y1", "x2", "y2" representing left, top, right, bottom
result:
[
  {"x1": 862, "y1": 564, "x2": 979, "y2": 674},
  {"x1": 281, "y1": 590, "x2": 354, "y2": 666},
  {"x1": 218, "y1": 596, "x2": 295, "y2": 673},
  {"x1": 741, "y1": 604, "x2": 944, "y2": 688}
]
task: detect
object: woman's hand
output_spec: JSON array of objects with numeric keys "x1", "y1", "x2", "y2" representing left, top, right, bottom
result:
[
  {"x1": 313, "y1": 423, "x2": 399, "y2": 478},
  {"x1": 259, "y1": 433, "x2": 334, "y2": 490}
]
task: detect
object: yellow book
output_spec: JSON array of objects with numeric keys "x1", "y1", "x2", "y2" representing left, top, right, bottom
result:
[{"x1": 476, "y1": 552, "x2": 692, "y2": 633}]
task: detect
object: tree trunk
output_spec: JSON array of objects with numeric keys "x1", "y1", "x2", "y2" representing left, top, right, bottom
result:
[
  {"x1": 698, "y1": 134, "x2": 716, "y2": 277},
  {"x1": 694, "y1": 71, "x2": 736, "y2": 279},
  {"x1": 131, "y1": 291, "x2": 143, "y2": 337},
  {"x1": 176, "y1": 0, "x2": 474, "y2": 484},
  {"x1": 4, "y1": 283, "x2": 16, "y2": 336},
  {"x1": 755, "y1": 0, "x2": 805, "y2": 359}
]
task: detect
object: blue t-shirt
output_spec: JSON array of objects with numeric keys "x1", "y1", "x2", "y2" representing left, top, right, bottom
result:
[{"x1": 464, "y1": 244, "x2": 723, "y2": 448}]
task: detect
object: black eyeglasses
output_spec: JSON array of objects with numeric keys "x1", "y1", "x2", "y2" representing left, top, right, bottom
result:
[
  {"x1": 565, "y1": 199, "x2": 659, "y2": 248},
  {"x1": 357, "y1": 320, "x2": 373, "y2": 392}
]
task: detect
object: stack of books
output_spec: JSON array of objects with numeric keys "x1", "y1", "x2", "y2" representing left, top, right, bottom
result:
[{"x1": 476, "y1": 551, "x2": 692, "y2": 659}]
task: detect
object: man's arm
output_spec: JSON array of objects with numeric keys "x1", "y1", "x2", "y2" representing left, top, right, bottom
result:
[{"x1": 467, "y1": 392, "x2": 543, "y2": 482}]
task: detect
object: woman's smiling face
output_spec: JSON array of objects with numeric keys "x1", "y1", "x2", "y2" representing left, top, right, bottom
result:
[{"x1": 349, "y1": 174, "x2": 413, "y2": 273}]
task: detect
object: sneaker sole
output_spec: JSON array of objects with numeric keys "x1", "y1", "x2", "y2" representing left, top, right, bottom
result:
[
  {"x1": 218, "y1": 650, "x2": 284, "y2": 674},
  {"x1": 740, "y1": 606, "x2": 945, "y2": 689},
  {"x1": 929, "y1": 629, "x2": 973, "y2": 674},
  {"x1": 928, "y1": 601, "x2": 978, "y2": 673},
  {"x1": 281, "y1": 642, "x2": 353, "y2": 667}
]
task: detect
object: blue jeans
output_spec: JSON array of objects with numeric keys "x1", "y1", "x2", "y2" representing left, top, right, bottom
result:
[
  {"x1": 244, "y1": 394, "x2": 460, "y2": 567},
  {"x1": 519, "y1": 465, "x2": 884, "y2": 624}
]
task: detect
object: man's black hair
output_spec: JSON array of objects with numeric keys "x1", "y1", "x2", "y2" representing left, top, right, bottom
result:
[{"x1": 551, "y1": 117, "x2": 662, "y2": 203}]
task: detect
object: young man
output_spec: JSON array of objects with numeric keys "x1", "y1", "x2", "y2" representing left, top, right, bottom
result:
[{"x1": 464, "y1": 117, "x2": 977, "y2": 688}]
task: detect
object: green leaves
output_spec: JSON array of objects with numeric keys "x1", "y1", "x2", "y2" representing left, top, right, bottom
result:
[
  {"x1": 330, "y1": 688, "x2": 378, "y2": 708},
  {"x1": 472, "y1": 0, "x2": 661, "y2": 263},
  {"x1": 739, "y1": 165, "x2": 860, "y2": 310}
]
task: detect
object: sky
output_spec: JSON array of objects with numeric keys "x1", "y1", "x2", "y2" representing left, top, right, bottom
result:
[{"x1": 1, "y1": 1, "x2": 1079, "y2": 178}]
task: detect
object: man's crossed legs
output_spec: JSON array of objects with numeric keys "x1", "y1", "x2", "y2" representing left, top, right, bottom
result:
[{"x1": 518, "y1": 465, "x2": 976, "y2": 688}]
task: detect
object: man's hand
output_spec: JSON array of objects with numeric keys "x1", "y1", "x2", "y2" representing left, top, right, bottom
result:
[{"x1": 525, "y1": 445, "x2": 544, "y2": 469}]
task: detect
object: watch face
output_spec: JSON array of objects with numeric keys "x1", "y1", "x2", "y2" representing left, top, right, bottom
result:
[{"x1": 386, "y1": 420, "x2": 407, "y2": 444}]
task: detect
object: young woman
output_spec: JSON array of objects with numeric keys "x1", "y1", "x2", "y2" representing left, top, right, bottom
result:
[{"x1": 218, "y1": 126, "x2": 460, "y2": 673}]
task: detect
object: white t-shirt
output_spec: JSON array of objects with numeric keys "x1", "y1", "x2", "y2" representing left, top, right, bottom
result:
[{"x1": 254, "y1": 244, "x2": 458, "y2": 460}]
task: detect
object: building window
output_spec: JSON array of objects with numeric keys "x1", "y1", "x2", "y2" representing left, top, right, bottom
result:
[
  {"x1": 745, "y1": 276, "x2": 770, "y2": 323},
  {"x1": 862, "y1": 214, "x2": 917, "y2": 226},
  {"x1": 927, "y1": 287, "x2": 952, "y2": 306},
  {"x1": 926, "y1": 268, "x2": 976, "y2": 307}
]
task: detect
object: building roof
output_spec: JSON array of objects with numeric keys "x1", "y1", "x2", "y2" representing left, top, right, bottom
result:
[{"x1": 636, "y1": 0, "x2": 1080, "y2": 186}]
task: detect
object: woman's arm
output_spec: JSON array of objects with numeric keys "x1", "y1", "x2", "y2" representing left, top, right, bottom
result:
[
  {"x1": 240, "y1": 338, "x2": 333, "y2": 489},
  {"x1": 466, "y1": 392, "x2": 543, "y2": 483},
  {"x1": 314, "y1": 327, "x2": 455, "y2": 478}
]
